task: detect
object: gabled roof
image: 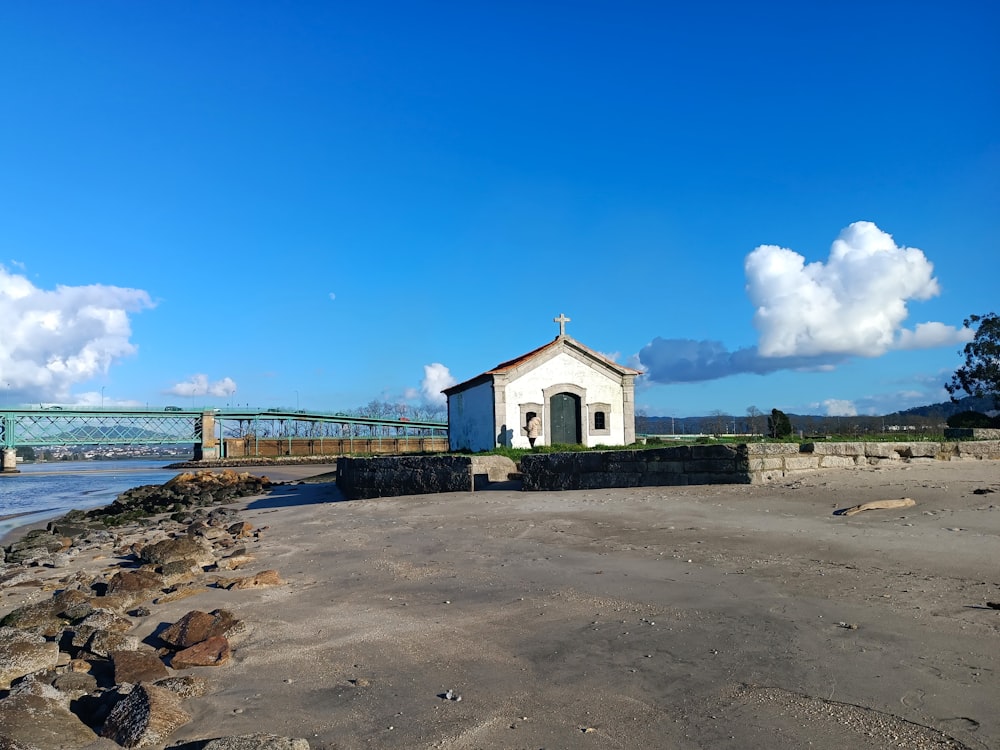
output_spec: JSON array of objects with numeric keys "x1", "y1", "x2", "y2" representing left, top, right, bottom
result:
[{"x1": 443, "y1": 335, "x2": 642, "y2": 396}]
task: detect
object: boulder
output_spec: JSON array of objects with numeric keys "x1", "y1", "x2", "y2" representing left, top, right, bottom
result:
[
  {"x1": 139, "y1": 537, "x2": 214, "y2": 567},
  {"x1": 100, "y1": 682, "x2": 191, "y2": 748},
  {"x1": 171, "y1": 636, "x2": 231, "y2": 669},
  {"x1": 225, "y1": 570, "x2": 283, "y2": 590},
  {"x1": 0, "y1": 693, "x2": 97, "y2": 749},
  {"x1": 110, "y1": 650, "x2": 169, "y2": 685},
  {"x1": 0, "y1": 627, "x2": 60, "y2": 689},
  {"x1": 154, "y1": 674, "x2": 210, "y2": 698},
  {"x1": 159, "y1": 609, "x2": 244, "y2": 649},
  {"x1": 0, "y1": 589, "x2": 92, "y2": 631},
  {"x1": 200, "y1": 734, "x2": 311, "y2": 750}
]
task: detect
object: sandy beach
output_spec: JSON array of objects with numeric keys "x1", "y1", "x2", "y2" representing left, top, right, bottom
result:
[{"x1": 2, "y1": 458, "x2": 999, "y2": 749}]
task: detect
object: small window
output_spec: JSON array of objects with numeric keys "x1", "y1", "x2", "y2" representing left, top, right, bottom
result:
[{"x1": 594, "y1": 411, "x2": 606, "y2": 430}]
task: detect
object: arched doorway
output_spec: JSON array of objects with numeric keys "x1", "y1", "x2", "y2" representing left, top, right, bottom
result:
[{"x1": 550, "y1": 392, "x2": 581, "y2": 444}]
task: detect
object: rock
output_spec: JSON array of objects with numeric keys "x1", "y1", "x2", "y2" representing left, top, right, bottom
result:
[
  {"x1": 0, "y1": 589, "x2": 92, "y2": 630},
  {"x1": 216, "y1": 554, "x2": 255, "y2": 571},
  {"x1": 105, "y1": 570, "x2": 165, "y2": 605},
  {"x1": 4, "y1": 530, "x2": 68, "y2": 565},
  {"x1": 199, "y1": 734, "x2": 311, "y2": 750},
  {"x1": 139, "y1": 537, "x2": 213, "y2": 568},
  {"x1": 111, "y1": 650, "x2": 169, "y2": 685},
  {"x1": 227, "y1": 521, "x2": 254, "y2": 539},
  {"x1": 0, "y1": 626, "x2": 60, "y2": 689},
  {"x1": 100, "y1": 682, "x2": 191, "y2": 748},
  {"x1": 154, "y1": 674, "x2": 210, "y2": 698},
  {"x1": 225, "y1": 570, "x2": 283, "y2": 590},
  {"x1": 159, "y1": 609, "x2": 244, "y2": 649},
  {"x1": 157, "y1": 559, "x2": 201, "y2": 584},
  {"x1": 51, "y1": 671, "x2": 99, "y2": 696},
  {"x1": 85, "y1": 630, "x2": 141, "y2": 658},
  {"x1": 171, "y1": 636, "x2": 231, "y2": 669},
  {"x1": 0, "y1": 693, "x2": 98, "y2": 749},
  {"x1": 77, "y1": 610, "x2": 134, "y2": 634}
]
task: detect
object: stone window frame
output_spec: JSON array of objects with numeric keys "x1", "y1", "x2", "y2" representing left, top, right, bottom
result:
[
  {"x1": 589, "y1": 402, "x2": 611, "y2": 436},
  {"x1": 519, "y1": 403, "x2": 544, "y2": 436}
]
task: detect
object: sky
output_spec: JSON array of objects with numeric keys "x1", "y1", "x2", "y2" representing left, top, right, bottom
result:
[{"x1": 1, "y1": 1, "x2": 996, "y2": 418}]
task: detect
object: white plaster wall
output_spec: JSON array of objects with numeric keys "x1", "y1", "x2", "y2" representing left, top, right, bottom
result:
[
  {"x1": 505, "y1": 352, "x2": 627, "y2": 447},
  {"x1": 447, "y1": 381, "x2": 496, "y2": 452}
]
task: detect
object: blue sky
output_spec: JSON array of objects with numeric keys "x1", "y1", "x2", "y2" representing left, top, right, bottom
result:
[{"x1": 1, "y1": 1, "x2": 996, "y2": 418}]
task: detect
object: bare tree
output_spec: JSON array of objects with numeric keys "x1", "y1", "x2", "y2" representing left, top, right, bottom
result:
[
  {"x1": 746, "y1": 406, "x2": 765, "y2": 438},
  {"x1": 707, "y1": 410, "x2": 730, "y2": 437}
]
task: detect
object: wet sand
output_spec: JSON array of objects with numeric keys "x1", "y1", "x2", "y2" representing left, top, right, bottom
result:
[{"x1": 3, "y1": 459, "x2": 999, "y2": 749}]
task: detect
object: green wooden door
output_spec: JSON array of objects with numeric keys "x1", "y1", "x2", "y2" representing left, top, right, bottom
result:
[{"x1": 550, "y1": 392, "x2": 581, "y2": 445}]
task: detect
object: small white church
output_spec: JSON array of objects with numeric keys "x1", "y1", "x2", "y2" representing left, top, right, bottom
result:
[{"x1": 443, "y1": 314, "x2": 642, "y2": 452}]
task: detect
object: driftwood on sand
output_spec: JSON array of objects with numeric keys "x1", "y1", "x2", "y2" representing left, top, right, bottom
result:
[{"x1": 836, "y1": 497, "x2": 916, "y2": 516}]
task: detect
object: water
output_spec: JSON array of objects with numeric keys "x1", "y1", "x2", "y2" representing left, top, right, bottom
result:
[{"x1": 0, "y1": 459, "x2": 186, "y2": 540}]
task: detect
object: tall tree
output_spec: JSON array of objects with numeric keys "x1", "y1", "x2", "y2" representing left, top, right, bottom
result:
[
  {"x1": 946, "y1": 313, "x2": 1000, "y2": 407},
  {"x1": 768, "y1": 408, "x2": 792, "y2": 439}
]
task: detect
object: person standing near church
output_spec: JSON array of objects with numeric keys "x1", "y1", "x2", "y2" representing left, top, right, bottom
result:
[{"x1": 527, "y1": 414, "x2": 541, "y2": 448}]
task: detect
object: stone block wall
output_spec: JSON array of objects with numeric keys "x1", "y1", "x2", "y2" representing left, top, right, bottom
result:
[
  {"x1": 336, "y1": 455, "x2": 474, "y2": 500},
  {"x1": 520, "y1": 445, "x2": 751, "y2": 490}
]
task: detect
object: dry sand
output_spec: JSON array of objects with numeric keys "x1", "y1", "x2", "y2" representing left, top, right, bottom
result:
[{"x1": 4, "y1": 459, "x2": 1000, "y2": 749}]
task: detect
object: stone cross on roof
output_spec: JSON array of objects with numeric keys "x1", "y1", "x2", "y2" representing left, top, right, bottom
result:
[{"x1": 554, "y1": 313, "x2": 571, "y2": 337}]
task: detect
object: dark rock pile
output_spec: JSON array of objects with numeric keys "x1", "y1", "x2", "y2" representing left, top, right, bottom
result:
[{"x1": 0, "y1": 472, "x2": 308, "y2": 749}]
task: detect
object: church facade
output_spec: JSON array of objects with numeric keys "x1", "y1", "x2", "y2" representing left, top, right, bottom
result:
[{"x1": 443, "y1": 315, "x2": 641, "y2": 452}]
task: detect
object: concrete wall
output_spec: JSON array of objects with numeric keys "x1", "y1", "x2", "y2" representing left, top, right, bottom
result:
[
  {"x1": 522, "y1": 440, "x2": 1000, "y2": 489},
  {"x1": 336, "y1": 454, "x2": 519, "y2": 499},
  {"x1": 337, "y1": 455, "x2": 475, "y2": 499},
  {"x1": 224, "y1": 436, "x2": 448, "y2": 458},
  {"x1": 447, "y1": 381, "x2": 495, "y2": 453},
  {"x1": 521, "y1": 444, "x2": 750, "y2": 490},
  {"x1": 741, "y1": 440, "x2": 1000, "y2": 482}
]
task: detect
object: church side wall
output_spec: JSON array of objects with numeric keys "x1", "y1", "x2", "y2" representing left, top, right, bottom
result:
[
  {"x1": 447, "y1": 381, "x2": 496, "y2": 452},
  {"x1": 506, "y1": 353, "x2": 628, "y2": 448}
]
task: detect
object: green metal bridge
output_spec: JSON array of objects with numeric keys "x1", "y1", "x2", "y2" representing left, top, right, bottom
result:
[{"x1": 0, "y1": 406, "x2": 448, "y2": 469}]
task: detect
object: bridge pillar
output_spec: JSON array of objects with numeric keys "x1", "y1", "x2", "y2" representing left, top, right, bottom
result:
[
  {"x1": 195, "y1": 412, "x2": 220, "y2": 461},
  {"x1": 1, "y1": 448, "x2": 19, "y2": 473}
]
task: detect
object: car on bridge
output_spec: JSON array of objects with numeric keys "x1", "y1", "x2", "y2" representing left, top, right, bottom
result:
[{"x1": 164, "y1": 406, "x2": 182, "y2": 411}]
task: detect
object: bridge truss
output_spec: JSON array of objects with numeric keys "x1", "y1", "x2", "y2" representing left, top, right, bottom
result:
[{"x1": 0, "y1": 408, "x2": 448, "y2": 450}]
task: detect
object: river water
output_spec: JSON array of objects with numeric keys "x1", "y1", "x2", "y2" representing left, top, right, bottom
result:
[{"x1": 0, "y1": 459, "x2": 185, "y2": 540}]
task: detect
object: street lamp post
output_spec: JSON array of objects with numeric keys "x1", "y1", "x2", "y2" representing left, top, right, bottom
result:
[{"x1": 101, "y1": 386, "x2": 105, "y2": 408}]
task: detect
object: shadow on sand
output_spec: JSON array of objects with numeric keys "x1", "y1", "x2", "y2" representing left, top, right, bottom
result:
[{"x1": 245, "y1": 481, "x2": 349, "y2": 510}]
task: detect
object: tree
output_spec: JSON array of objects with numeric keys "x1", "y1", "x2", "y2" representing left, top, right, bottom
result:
[
  {"x1": 707, "y1": 410, "x2": 730, "y2": 437},
  {"x1": 746, "y1": 406, "x2": 765, "y2": 438},
  {"x1": 768, "y1": 408, "x2": 792, "y2": 439},
  {"x1": 946, "y1": 313, "x2": 1000, "y2": 408}
]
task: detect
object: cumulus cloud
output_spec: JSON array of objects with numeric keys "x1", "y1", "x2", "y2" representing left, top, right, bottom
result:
[
  {"x1": 0, "y1": 265, "x2": 153, "y2": 402},
  {"x1": 822, "y1": 399, "x2": 858, "y2": 417},
  {"x1": 421, "y1": 363, "x2": 456, "y2": 407},
  {"x1": 166, "y1": 374, "x2": 237, "y2": 398},
  {"x1": 638, "y1": 222, "x2": 972, "y2": 384}
]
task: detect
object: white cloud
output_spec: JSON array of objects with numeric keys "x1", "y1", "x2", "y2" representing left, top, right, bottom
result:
[
  {"x1": 822, "y1": 399, "x2": 858, "y2": 417},
  {"x1": 638, "y1": 222, "x2": 968, "y2": 384},
  {"x1": 421, "y1": 363, "x2": 456, "y2": 407},
  {"x1": 747, "y1": 221, "x2": 944, "y2": 358},
  {"x1": 896, "y1": 321, "x2": 973, "y2": 350},
  {"x1": 166, "y1": 374, "x2": 237, "y2": 398},
  {"x1": 0, "y1": 265, "x2": 153, "y2": 402}
]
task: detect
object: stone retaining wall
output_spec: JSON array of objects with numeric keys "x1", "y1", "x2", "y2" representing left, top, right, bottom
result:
[
  {"x1": 521, "y1": 445, "x2": 750, "y2": 490},
  {"x1": 336, "y1": 455, "x2": 519, "y2": 499},
  {"x1": 522, "y1": 440, "x2": 1000, "y2": 489},
  {"x1": 336, "y1": 441, "x2": 1000, "y2": 498}
]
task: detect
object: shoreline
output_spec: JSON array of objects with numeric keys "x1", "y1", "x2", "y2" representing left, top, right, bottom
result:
[{"x1": 1, "y1": 460, "x2": 998, "y2": 748}]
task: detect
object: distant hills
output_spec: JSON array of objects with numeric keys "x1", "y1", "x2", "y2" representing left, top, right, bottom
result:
[{"x1": 640, "y1": 396, "x2": 997, "y2": 435}]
